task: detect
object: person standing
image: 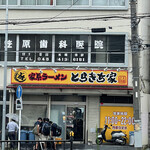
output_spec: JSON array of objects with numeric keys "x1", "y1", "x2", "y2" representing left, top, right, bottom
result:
[
  {"x1": 6, "y1": 119, "x2": 19, "y2": 149},
  {"x1": 49, "y1": 121, "x2": 56, "y2": 150},
  {"x1": 41, "y1": 118, "x2": 51, "y2": 150},
  {"x1": 34, "y1": 117, "x2": 42, "y2": 150}
]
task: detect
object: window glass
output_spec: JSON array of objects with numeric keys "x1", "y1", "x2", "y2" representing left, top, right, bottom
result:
[
  {"x1": 108, "y1": 54, "x2": 124, "y2": 63},
  {"x1": 0, "y1": 35, "x2": 4, "y2": 61},
  {"x1": 55, "y1": 35, "x2": 71, "y2": 62},
  {"x1": 19, "y1": 35, "x2": 52, "y2": 62},
  {"x1": 21, "y1": 104, "x2": 47, "y2": 126},
  {"x1": 73, "y1": 0, "x2": 88, "y2": 5},
  {"x1": 91, "y1": 35, "x2": 107, "y2": 52},
  {"x1": 55, "y1": 35, "x2": 88, "y2": 63},
  {"x1": 0, "y1": 34, "x2": 16, "y2": 61},
  {"x1": 36, "y1": 35, "x2": 52, "y2": 62},
  {"x1": 92, "y1": 0, "x2": 108, "y2": 6},
  {"x1": 91, "y1": 53, "x2": 107, "y2": 63},
  {"x1": 1, "y1": 0, "x2": 17, "y2": 5},
  {"x1": 0, "y1": 34, "x2": 125, "y2": 64},
  {"x1": 37, "y1": 0, "x2": 53, "y2": 5},
  {"x1": 92, "y1": 0, "x2": 125, "y2": 6},
  {"x1": 51, "y1": 105, "x2": 66, "y2": 140},
  {"x1": 72, "y1": 35, "x2": 88, "y2": 63},
  {"x1": 91, "y1": 35, "x2": 125, "y2": 63},
  {"x1": 7, "y1": 35, "x2": 16, "y2": 61},
  {"x1": 56, "y1": 0, "x2": 72, "y2": 5},
  {"x1": 91, "y1": 35, "x2": 107, "y2": 62},
  {"x1": 19, "y1": 34, "x2": 35, "y2": 62},
  {"x1": 109, "y1": 0, "x2": 125, "y2": 6},
  {"x1": 0, "y1": 105, "x2": 9, "y2": 130},
  {"x1": 0, "y1": 0, "x2": 126, "y2": 6},
  {"x1": 21, "y1": 0, "x2": 36, "y2": 5},
  {"x1": 0, "y1": 90, "x2": 9, "y2": 101},
  {"x1": 108, "y1": 35, "x2": 125, "y2": 52}
]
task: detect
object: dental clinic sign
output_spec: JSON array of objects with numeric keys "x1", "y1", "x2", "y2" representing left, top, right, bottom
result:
[{"x1": 11, "y1": 69, "x2": 128, "y2": 86}]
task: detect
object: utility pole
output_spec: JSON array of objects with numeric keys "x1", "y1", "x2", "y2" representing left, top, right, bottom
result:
[
  {"x1": 1, "y1": 0, "x2": 8, "y2": 150},
  {"x1": 130, "y1": 0, "x2": 142, "y2": 149}
]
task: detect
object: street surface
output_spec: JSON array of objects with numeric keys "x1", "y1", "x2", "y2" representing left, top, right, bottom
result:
[{"x1": 57, "y1": 143, "x2": 135, "y2": 150}]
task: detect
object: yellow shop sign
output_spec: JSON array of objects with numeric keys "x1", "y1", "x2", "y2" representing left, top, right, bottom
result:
[
  {"x1": 11, "y1": 69, "x2": 128, "y2": 86},
  {"x1": 100, "y1": 106, "x2": 134, "y2": 143}
]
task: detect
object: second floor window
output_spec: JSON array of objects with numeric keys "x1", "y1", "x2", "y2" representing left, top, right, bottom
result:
[{"x1": 0, "y1": 34, "x2": 126, "y2": 65}]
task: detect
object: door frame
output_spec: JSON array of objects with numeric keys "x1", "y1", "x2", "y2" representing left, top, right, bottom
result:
[
  {"x1": 66, "y1": 105, "x2": 85, "y2": 141},
  {"x1": 51, "y1": 101, "x2": 86, "y2": 142}
]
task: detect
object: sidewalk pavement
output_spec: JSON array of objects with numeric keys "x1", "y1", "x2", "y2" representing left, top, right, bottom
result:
[{"x1": 57, "y1": 143, "x2": 136, "y2": 150}]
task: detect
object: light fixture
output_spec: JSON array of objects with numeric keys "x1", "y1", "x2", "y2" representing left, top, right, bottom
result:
[
  {"x1": 13, "y1": 68, "x2": 17, "y2": 72},
  {"x1": 25, "y1": 66, "x2": 29, "y2": 70},
  {"x1": 76, "y1": 66, "x2": 79, "y2": 70},
  {"x1": 53, "y1": 69, "x2": 57, "y2": 73},
  {"x1": 0, "y1": 64, "x2": 4, "y2": 67},
  {"x1": 40, "y1": 69, "x2": 43, "y2": 74},
  {"x1": 116, "y1": 68, "x2": 120, "y2": 72},
  {"x1": 104, "y1": 67, "x2": 107, "y2": 72},
  {"x1": 128, "y1": 68, "x2": 133, "y2": 73}
]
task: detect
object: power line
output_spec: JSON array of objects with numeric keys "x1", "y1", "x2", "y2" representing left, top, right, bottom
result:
[
  {"x1": 0, "y1": 12, "x2": 150, "y2": 22},
  {"x1": 0, "y1": 14, "x2": 150, "y2": 26}
]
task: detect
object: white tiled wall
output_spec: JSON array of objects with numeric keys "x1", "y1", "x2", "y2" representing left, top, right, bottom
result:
[{"x1": 87, "y1": 96, "x2": 99, "y2": 144}]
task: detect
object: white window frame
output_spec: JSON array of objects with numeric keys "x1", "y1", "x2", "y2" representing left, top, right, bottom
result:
[{"x1": 0, "y1": 0, "x2": 129, "y2": 10}]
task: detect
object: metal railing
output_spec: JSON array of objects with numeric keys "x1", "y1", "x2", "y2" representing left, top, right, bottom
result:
[{"x1": 0, "y1": 139, "x2": 73, "y2": 150}]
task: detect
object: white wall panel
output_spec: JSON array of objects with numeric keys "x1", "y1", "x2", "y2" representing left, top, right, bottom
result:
[{"x1": 87, "y1": 96, "x2": 99, "y2": 144}]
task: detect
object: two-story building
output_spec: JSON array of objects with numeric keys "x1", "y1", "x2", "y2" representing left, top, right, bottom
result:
[{"x1": 0, "y1": 0, "x2": 149, "y2": 147}]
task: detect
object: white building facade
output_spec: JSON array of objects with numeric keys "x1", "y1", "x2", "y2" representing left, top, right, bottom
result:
[{"x1": 0, "y1": 0, "x2": 149, "y2": 147}]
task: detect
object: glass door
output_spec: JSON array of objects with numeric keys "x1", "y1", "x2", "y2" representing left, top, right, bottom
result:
[
  {"x1": 50, "y1": 105, "x2": 66, "y2": 140},
  {"x1": 66, "y1": 106, "x2": 85, "y2": 141}
]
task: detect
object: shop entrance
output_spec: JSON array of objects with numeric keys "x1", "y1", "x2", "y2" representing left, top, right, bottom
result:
[
  {"x1": 66, "y1": 106, "x2": 84, "y2": 141},
  {"x1": 50, "y1": 104, "x2": 85, "y2": 141}
]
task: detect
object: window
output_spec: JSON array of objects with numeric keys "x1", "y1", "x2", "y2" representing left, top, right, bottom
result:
[
  {"x1": 109, "y1": 0, "x2": 125, "y2": 6},
  {"x1": 92, "y1": 0, "x2": 125, "y2": 6},
  {"x1": 56, "y1": 0, "x2": 72, "y2": 5},
  {"x1": 0, "y1": 34, "x2": 16, "y2": 61},
  {"x1": 0, "y1": 35, "x2": 4, "y2": 61},
  {"x1": 19, "y1": 35, "x2": 35, "y2": 61},
  {"x1": 57, "y1": 0, "x2": 126, "y2": 6},
  {"x1": 55, "y1": 35, "x2": 88, "y2": 63},
  {"x1": 0, "y1": 0, "x2": 127, "y2": 9},
  {"x1": 21, "y1": 0, "x2": 36, "y2": 5},
  {"x1": 37, "y1": 0, "x2": 52, "y2": 5},
  {"x1": 56, "y1": 0, "x2": 89, "y2": 5},
  {"x1": 21, "y1": 104, "x2": 47, "y2": 126},
  {"x1": 91, "y1": 35, "x2": 125, "y2": 63},
  {"x1": 92, "y1": 0, "x2": 107, "y2": 6},
  {"x1": 0, "y1": 90, "x2": 10, "y2": 101},
  {"x1": 0, "y1": 34, "x2": 126, "y2": 65},
  {"x1": 0, "y1": 0, "x2": 17, "y2": 5},
  {"x1": 19, "y1": 34, "x2": 52, "y2": 62},
  {"x1": 20, "y1": 0, "x2": 53, "y2": 5},
  {"x1": 73, "y1": 0, "x2": 89, "y2": 5}
]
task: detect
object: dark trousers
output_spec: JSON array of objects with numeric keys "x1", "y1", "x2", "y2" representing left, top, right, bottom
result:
[{"x1": 8, "y1": 132, "x2": 16, "y2": 148}]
